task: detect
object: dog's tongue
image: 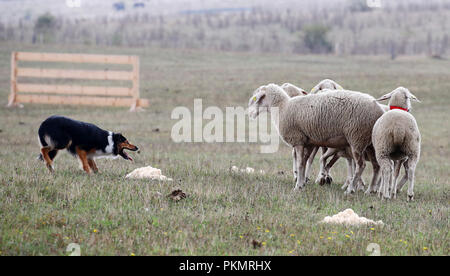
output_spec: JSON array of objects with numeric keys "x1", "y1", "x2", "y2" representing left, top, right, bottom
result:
[{"x1": 123, "y1": 151, "x2": 133, "y2": 162}]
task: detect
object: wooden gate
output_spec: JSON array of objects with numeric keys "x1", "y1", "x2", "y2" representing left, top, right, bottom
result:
[{"x1": 8, "y1": 52, "x2": 148, "y2": 111}]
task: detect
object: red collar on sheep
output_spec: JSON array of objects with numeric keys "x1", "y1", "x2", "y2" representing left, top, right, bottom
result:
[{"x1": 390, "y1": 106, "x2": 409, "y2": 112}]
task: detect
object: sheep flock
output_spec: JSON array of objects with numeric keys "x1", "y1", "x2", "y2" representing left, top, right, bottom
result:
[{"x1": 248, "y1": 80, "x2": 421, "y2": 201}]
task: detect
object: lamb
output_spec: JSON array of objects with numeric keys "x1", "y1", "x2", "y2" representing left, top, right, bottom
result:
[
  {"x1": 248, "y1": 83, "x2": 385, "y2": 192},
  {"x1": 372, "y1": 87, "x2": 421, "y2": 200}
]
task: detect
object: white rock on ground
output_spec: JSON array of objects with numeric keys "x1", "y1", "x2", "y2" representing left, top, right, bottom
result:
[
  {"x1": 125, "y1": 166, "x2": 173, "y2": 181},
  {"x1": 231, "y1": 166, "x2": 265, "y2": 175},
  {"x1": 321, "y1": 208, "x2": 384, "y2": 226}
]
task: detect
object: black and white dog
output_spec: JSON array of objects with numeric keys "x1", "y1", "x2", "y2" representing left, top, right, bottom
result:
[{"x1": 38, "y1": 115, "x2": 139, "y2": 174}]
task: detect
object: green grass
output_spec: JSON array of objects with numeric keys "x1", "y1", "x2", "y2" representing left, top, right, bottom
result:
[{"x1": 0, "y1": 42, "x2": 449, "y2": 255}]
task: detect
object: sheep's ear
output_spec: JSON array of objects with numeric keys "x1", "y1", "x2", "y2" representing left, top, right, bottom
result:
[
  {"x1": 250, "y1": 90, "x2": 266, "y2": 104},
  {"x1": 310, "y1": 84, "x2": 320, "y2": 94},
  {"x1": 301, "y1": 89, "x2": 308, "y2": 95},
  {"x1": 409, "y1": 93, "x2": 421, "y2": 102},
  {"x1": 376, "y1": 92, "x2": 393, "y2": 101}
]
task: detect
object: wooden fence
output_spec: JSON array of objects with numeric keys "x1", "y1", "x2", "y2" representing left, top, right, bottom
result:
[{"x1": 7, "y1": 52, "x2": 148, "y2": 111}]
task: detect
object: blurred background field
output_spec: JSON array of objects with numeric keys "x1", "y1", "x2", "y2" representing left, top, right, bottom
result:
[{"x1": 0, "y1": 0, "x2": 448, "y2": 256}]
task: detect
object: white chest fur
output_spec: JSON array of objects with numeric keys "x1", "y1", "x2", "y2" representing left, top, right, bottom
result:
[{"x1": 87, "y1": 131, "x2": 118, "y2": 159}]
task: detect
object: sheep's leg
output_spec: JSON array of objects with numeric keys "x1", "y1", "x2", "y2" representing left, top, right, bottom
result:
[
  {"x1": 341, "y1": 157, "x2": 354, "y2": 190},
  {"x1": 315, "y1": 147, "x2": 336, "y2": 185},
  {"x1": 304, "y1": 146, "x2": 319, "y2": 183},
  {"x1": 292, "y1": 148, "x2": 297, "y2": 183},
  {"x1": 365, "y1": 147, "x2": 380, "y2": 195},
  {"x1": 365, "y1": 160, "x2": 381, "y2": 194},
  {"x1": 294, "y1": 145, "x2": 308, "y2": 190},
  {"x1": 395, "y1": 160, "x2": 409, "y2": 193},
  {"x1": 377, "y1": 157, "x2": 393, "y2": 199},
  {"x1": 345, "y1": 149, "x2": 366, "y2": 195},
  {"x1": 324, "y1": 154, "x2": 339, "y2": 185},
  {"x1": 405, "y1": 157, "x2": 418, "y2": 202},
  {"x1": 391, "y1": 160, "x2": 402, "y2": 199}
]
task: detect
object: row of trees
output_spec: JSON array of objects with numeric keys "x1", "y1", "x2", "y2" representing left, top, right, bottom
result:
[{"x1": 0, "y1": 1, "x2": 449, "y2": 58}]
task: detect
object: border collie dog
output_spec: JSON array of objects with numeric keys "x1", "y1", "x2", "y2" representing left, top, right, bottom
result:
[{"x1": 38, "y1": 115, "x2": 138, "y2": 174}]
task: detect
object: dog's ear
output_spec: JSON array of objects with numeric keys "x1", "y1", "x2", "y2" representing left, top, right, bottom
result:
[{"x1": 113, "y1": 133, "x2": 124, "y2": 142}]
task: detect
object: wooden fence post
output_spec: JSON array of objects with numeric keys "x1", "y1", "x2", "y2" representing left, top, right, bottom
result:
[
  {"x1": 129, "y1": 56, "x2": 141, "y2": 112},
  {"x1": 7, "y1": 52, "x2": 18, "y2": 107}
]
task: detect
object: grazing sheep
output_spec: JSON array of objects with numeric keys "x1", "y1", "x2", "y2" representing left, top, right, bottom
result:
[
  {"x1": 248, "y1": 84, "x2": 384, "y2": 192},
  {"x1": 372, "y1": 87, "x2": 421, "y2": 200}
]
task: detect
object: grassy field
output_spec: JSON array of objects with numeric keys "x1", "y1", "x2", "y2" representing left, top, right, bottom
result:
[{"x1": 0, "y1": 42, "x2": 448, "y2": 256}]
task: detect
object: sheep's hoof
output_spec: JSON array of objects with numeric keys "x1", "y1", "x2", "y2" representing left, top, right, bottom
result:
[
  {"x1": 305, "y1": 177, "x2": 310, "y2": 184},
  {"x1": 407, "y1": 194, "x2": 414, "y2": 202},
  {"x1": 382, "y1": 194, "x2": 391, "y2": 200},
  {"x1": 325, "y1": 176, "x2": 333, "y2": 185},
  {"x1": 344, "y1": 188, "x2": 355, "y2": 195},
  {"x1": 293, "y1": 186, "x2": 303, "y2": 192},
  {"x1": 318, "y1": 177, "x2": 327, "y2": 186}
]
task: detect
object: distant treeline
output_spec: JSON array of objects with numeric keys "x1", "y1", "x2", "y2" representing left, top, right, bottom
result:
[{"x1": 1, "y1": 0, "x2": 449, "y2": 58}]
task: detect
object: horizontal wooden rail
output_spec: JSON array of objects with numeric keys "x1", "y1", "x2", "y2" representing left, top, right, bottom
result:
[
  {"x1": 16, "y1": 94, "x2": 149, "y2": 107},
  {"x1": 16, "y1": 52, "x2": 136, "y2": 65},
  {"x1": 16, "y1": 84, "x2": 133, "y2": 97},
  {"x1": 17, "y1": 68, "x2": 133, "y2": 81}
]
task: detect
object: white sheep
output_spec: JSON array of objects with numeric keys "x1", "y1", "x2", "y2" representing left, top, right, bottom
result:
[
  {"x1": 318, "y1": 104, "x2": 390, "y2": 191},
  {"x1": 298, "y1": 79, "x2": 345, "y2": 184},
  {"x1": 372, "y1": 87, "x2": 421, "y2": 200},
  {"x1": 248, "y1": 84, "x2": 385, "y2": 192},
  {"x1": 254, "y1": 83, "x2": 311, "y2": 184}
]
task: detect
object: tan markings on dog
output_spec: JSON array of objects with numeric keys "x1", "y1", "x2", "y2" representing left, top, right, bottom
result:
[
  {"x1": 118, "y1": 141, "x2": 138, "y2": 151},
  {"x1": 87, "y1": 159, "x2": 99, "y2": 173},
  {"x1": 76, "y1": 147, "x2": 91, "y2": 174},
  {"x1": 41, "y1": 147, "x2": 54, "y2": 173},
  {"x1": 86, "y1": 149, "x2": 99, "y2": 173}
]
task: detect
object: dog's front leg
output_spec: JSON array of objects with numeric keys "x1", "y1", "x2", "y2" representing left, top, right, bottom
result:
[
  {"x1": 88, "y1": 159, "x2": 99, "y2": 174},
  {"x1": 76, "y1": 147, "x2": 91, "y2": 174}
]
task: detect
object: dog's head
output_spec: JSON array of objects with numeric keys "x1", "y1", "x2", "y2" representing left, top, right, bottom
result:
[{"x1": 113, "y1": 133, "x2": 139, "y2": 161}]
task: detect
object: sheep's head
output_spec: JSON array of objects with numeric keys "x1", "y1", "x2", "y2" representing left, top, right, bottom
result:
[
  {"x1": 248, "y1": 84, "x2": 286, "y2": 119},
  {"x1": 310, "y1": 79, "x2": 344, "y2": 94},
  {"x1": 377, "y1": 87, "x2": 420, "y2": 111},
  {"x1": 281, "y1": 83, "x2": 308, "y2": 98},
  {"x1": 248, "y1": 86, "x2": 268, "y2": 119}
]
